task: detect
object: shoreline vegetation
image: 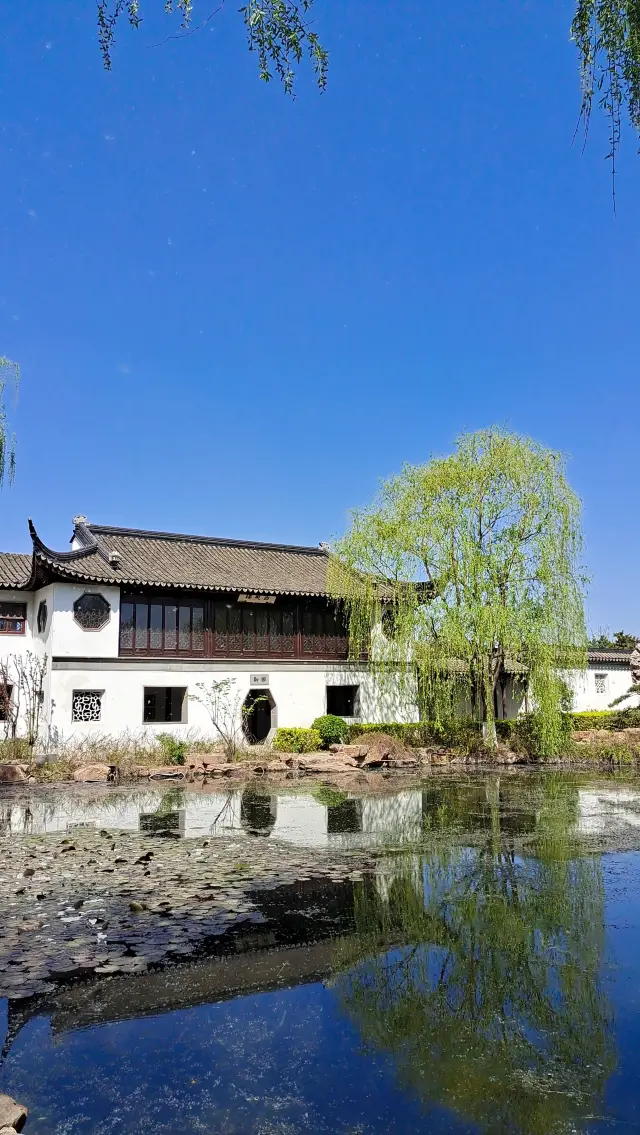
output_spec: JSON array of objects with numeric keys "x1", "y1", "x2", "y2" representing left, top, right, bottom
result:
[{"x1": 3, "y1": 709, "x2": 640, "y2": 786}]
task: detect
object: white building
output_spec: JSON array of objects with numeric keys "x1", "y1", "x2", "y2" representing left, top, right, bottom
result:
[
  {"x1": 0, "y1": 516, "x2": 418, "y2": 747},
  {"x1": 0, "y1": 516, "x2": 633, "y2": 746}
]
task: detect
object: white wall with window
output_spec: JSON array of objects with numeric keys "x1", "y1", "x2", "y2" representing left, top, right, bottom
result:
[
  {"x1": 48, "y1": 662, "x2": 418, "y2": 742},
  {"x1": 568, "y1": 664, "x2": 637, "y2": 712}
]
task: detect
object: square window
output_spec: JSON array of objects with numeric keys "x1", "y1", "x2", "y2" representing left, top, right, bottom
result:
[
  {"x1": 72, "y1": 691, "x2": 103, "y2": 722},
  {"x1": 0, "y1": 602, "x2": 26, "y2": 635},
  {"x1": 143, "y1": 687, "x2": 187, "y2": 724},
  {"x1": 326, "y1": 685, "x2": 360, "y2": 717}
]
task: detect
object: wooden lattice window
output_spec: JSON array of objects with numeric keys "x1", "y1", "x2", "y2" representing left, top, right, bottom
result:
[
  {"x1": 73, "y1": 593, "x2": 111, "y2": 630},
  {"x1": 120, "y1": 600, "x2": 204, "y2": 654},
  {"x1": 0, "y1": 602, "x2": 26, "y2": 635}
]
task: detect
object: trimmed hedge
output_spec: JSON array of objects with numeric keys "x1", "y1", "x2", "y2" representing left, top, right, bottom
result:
[
  {"x1": 311, "y1": 714, "x2": 349, "y2": 748},
  {"x1": 273, "y1": 727, "x2": 322, "y2": 754},
  {"x1": 570, "y1": 709, "x2": 640, "y2": 731},
  {"x1": 570, "y1": 711, "x2": 616, "y2": 731},
  {"x1": 348, "y1": 720, "x2": 484, "y2": 750}
]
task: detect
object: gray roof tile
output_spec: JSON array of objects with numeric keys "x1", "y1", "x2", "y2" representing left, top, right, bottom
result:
[
  {"x1": 31, "y1": 522, "x2": 333, "y2": 597},
  {"x1": 0, "y1": 552, "x2": 32, "y2": 589}
]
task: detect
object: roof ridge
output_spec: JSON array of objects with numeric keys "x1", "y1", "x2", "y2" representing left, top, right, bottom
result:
[{"x1": 88, "y1": 524, "x2": 329, "y2": 557}]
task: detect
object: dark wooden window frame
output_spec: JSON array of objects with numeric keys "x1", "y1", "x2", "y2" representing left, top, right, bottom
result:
[
  {"x1": 119, "y1": 592, "x2": 350, "y2": 661},
  {"x1": 143, "y1": 686, "x2": 188, "y2": 724},
  {"x1": 0, "y1": 602, "x2": 27, "y2": 636}
]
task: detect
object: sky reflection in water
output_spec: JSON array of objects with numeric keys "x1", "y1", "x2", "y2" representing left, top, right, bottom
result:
[{"x1": 2, "y1": 773, "x2": 640, "y2": 1134}]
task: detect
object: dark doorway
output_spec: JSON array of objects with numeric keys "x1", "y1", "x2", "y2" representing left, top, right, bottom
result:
[{"x1": 242, "y1": 689, "x2": 274, "y2": 744}]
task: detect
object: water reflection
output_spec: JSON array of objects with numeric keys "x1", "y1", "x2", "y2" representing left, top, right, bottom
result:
[
  {"x1": 334, "y1": 782, "x2": 616, "y2": 1133},
  {"x1": 4, "y1": 772, "x2": 640, "y2": 851},
  {"x1": 2, "y1": 773, "x2": 638, "y2": 1133}
]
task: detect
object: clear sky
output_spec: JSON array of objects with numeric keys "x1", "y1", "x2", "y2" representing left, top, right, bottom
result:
[{"x1": 1, "y1": 0, "x2": 638, "y2": 635}]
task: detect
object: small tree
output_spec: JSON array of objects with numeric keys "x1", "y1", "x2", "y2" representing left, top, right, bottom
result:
[
  {"x1": 18, "y1": 653, "x2": 48, "y2": 747},
  {"x1": 330, "y1": 428, "x2": 587, "y2": 757},
  {"x1": 0, "y1": 652, "x2": 47, "y2": 750},
  {"x1": 190, "y1": 678, "x2": 246, "y2": 762},
  {"x1": 0, "y1": 657, "x2": 20, "y2": 740}
]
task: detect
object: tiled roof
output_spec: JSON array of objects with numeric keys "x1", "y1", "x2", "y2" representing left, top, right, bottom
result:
[
  {"x1": 588, "y1": 650, "x2": 632, "y2": 665},
  {"x1": 29, "y1": 521, "x2": 334, "y2": 597},
  {"x1": 0, "y1": 552, "x2": 33, "y2": 589}
]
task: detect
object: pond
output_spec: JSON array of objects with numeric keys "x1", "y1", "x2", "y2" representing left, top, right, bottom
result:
[{"x1": 2, "y1": 770, "x2": 640, "y2": 1134}]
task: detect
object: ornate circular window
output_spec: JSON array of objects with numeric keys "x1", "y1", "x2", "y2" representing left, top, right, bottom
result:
[{"x1": 73, "y1": 593, "x2": 111, "y2": 631}]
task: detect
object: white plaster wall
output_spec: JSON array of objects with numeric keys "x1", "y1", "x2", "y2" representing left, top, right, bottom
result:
[
  {"x1": 51, "y1": 582, "x2": 121, "y2": 659},
  {"x1": 48, "y1": 662, "x2": 417, "y2": 742},
  {"x1": 566, "y1": 666, "x2": 636, "y2": 712}
]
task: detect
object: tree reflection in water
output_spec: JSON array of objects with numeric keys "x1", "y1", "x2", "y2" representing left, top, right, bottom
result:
[{"x1": 333, "y1": 776, "x2": 616, "y2": 1135}]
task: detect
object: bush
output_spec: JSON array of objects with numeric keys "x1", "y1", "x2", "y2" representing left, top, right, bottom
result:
[
  {"x1": 611, "y1": 707, "x2": 640, "y2": 730},
  {"x1": 348, "y1": 720, "x2": 484, "y2": 750},
  {"x1": 311, "y1": 714, "x2": 349, "y2": 748},
  {"x1": 156, "y1": 733, "x2": 187, "y2": 765},
  {"x1": 570, "y1": 711, "x2": 616, "y2": 731},
  {"x1": 348, "y1": 722, "x2": 426, "y2": 746},
  {"x1": 273, "y1": 727, "x2": 322, "y2": 753}
]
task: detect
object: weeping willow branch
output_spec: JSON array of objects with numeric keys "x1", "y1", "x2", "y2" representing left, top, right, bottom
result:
[
  {"x1": 96, "y1": 0, "x2": 328, "y2": 94},
  {"x1": 329, "y1": 428, "x2": 588, "y2": 757},
  {"x1": 572, "y1": 0, "x2": 640, "y2": 184}
]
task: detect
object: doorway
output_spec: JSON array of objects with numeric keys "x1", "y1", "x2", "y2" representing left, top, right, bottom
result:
[{"x1": 242, "y1": 689, "x2": 275, "y2": 744}]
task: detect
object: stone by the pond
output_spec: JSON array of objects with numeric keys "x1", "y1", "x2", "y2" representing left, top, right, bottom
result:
[
  {"x1": 328, "y1": 744, "x2": 368, "y2": 759},
  {"x1": 295, "y1": 755, "x2": 360, "y2": 773},
  {"x1": 0, "y1": 764, "x2": 27, "y2": 784},
  {"x1": 73, "y1": 763, "x2": 112, "y2": 783},
  {"x1": 0, "y1": 1093, "x2": 28, "y2": 1131}
]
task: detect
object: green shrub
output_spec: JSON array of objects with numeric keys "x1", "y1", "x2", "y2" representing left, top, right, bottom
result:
[
  {"x1": 570, "y1": 711, "x2": 616, "y2": 731},
  {"x1": 348, "y1": 720, "x2": 484, "y2": 751},
  {"x1": 273, "y1": 727, "x2": 322, "y2": 753},
  {"x1": 311, "y1": 714, "x2": 349, "y2": 748},
  {"x1": 156, "y1": 733, "x2": 187, "y2": 765},
  {"x1": 348, "y1": 722, "x2": 425, "y2": 746},
  {"x1": 611, "y1": 707, "x2": 640, "y2": 730}
]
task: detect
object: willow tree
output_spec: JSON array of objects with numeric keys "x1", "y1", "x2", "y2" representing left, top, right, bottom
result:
[
  {"x1": 0, "y1": 357, "x2": 18, "y2": 490},
  {"x1": 330, "y1": 429, "x2": 587, "y2": 755}
]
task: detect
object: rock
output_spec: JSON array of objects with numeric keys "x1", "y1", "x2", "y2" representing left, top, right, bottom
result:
[
  {"x1": 357, "y1": 732, "x2": 414, "y2": 767},
  {"x1": 296, "y1": 756, "x2": 359, "y2": 773},
  {"x1": 383, "y1": 755, "x2": 418, "y2": 768},
  {"x1": 129, "y1": 901, "x2": 148, "y2": 912},
  {"x1": 147, "y1": 767, "x2": 185, "y2": 779},
  {"x1": 494, "y1": 746, "x2": 523, "y2": 765},
  {"x1": 73, "y1": 763, "x2": 111, "y2": 783},
  {"x1": 0, "y1": 764, "x2": 27, "y2": 784},
  {"x1": 328, "y1": 744, "x2": 368, "y2": 759},
  {"x1": 0, "y1": 1093, "x2": 28, "y2": 1132}
]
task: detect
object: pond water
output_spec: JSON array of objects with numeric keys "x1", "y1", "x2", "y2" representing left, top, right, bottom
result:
[{"x1": 2, "y1": 771, "x2": 640, "y2": 1133}]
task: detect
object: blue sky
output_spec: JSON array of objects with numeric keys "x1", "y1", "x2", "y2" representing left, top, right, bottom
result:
[{"x1": 1, "y1": 0, "x2": 638, "y2": 634}]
